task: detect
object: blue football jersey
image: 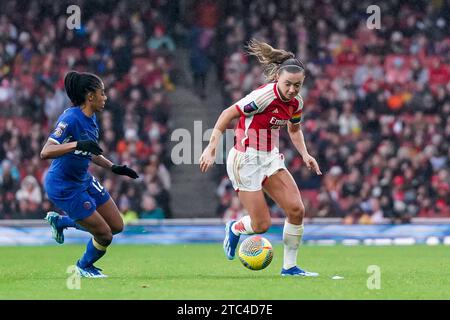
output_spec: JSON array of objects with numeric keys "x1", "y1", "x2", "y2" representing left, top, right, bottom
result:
[{"x1": 45, "y1": 106, "x2": 99, "y2": 189}]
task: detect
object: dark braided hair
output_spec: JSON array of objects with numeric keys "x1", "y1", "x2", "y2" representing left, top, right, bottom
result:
[{"x1": 64, "y1": 71, "x2": 103, "y2": 105}]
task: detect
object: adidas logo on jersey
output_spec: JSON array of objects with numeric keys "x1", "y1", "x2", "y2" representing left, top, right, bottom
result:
[{"x1": 272, "y1": 108, "x2": 279, "y2": 113}]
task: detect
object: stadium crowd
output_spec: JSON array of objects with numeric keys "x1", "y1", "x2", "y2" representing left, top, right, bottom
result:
[
  {"x1": 1, "y1": 0, "x2": 449, "y2": 224},
  {"x1": 210, "y1": 0, "x2": 450, "y2": 224},
  {"x1": 0, "y1": 0, "x2": 178, "y2": 220}
]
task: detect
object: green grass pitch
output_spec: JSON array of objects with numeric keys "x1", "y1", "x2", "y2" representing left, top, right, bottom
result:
[{"x1": 0, "y1": 244, "x2": 449, "y2": 299}]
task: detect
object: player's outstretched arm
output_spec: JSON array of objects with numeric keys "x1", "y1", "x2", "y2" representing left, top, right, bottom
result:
[
  {"x1": 287, "y1": 122, "x2": 322, "y2": 175},
  {"x1": 40, "y1": 139, "x2": 76, "y2": 159},
  {"x1": 199, "y1": 105, "x2": 241, "y2": 173},
  {"x1": 40, "y1": 139, "x2": 103, "y2": 159},
  {"x1": 91, "y1": 155, "x2": 139, "y2": 179},
  {"x1": 76, "y1": 140, "x2": 103, "y2": 155}
]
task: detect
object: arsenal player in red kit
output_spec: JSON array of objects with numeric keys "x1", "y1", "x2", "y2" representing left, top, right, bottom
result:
[{"x1": 200, "y1": 39, "x2": 322, "y2": 277}]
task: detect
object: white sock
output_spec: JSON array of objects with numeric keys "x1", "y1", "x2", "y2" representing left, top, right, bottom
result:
[
  {"x1": 283, "y1": 220, "x2": 304, "y2": 270},
  {"x1": 231, "y1": 215, "x2": 255, "y2": 236}
]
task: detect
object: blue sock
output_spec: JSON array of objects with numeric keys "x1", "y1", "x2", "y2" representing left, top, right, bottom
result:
[
  {"x1": 78, "y1": 238, "x2": 107, "y2": 268},
  {"x1": 56, "y1": 216, "x2": 87, "y2": 231}
]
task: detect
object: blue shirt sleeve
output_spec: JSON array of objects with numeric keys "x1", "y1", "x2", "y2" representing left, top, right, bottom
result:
[{"x1": 49, "y1": 113, "x2": 74, "y2": 144}]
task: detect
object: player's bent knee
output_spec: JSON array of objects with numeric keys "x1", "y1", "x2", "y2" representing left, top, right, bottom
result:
[
  {"x1": 111, "y1": 223, "x2": 124, "y2": 235},
  {"x1": 94, "y1": 230, "x2": 113, "y2": 247},
  {"x1": 97, "y1": 234, "x2": 113, "y2": 247},
  {"x1": 289, "y1": 202, "x2": 305, "y2": 217},
  {"x1": 286, "y1": 202, "x2": 305, "y2": 224}
]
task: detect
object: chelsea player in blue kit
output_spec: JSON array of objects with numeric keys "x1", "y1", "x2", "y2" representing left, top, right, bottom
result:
[{"x1": 41, "y1": 71, "x2": 139, "y2": 278}]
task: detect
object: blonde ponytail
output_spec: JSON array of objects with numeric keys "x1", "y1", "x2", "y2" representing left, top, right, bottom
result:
[{"x1": 246, "y1": 39, "x2": 295, "y2": 81}]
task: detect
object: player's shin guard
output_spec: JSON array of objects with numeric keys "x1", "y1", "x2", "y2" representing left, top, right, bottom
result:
[
  {"x1": 231, "y1": 215, "x2": 255, "y2": 236},
  {"x1": 283, "y1": 221, "x2": 304, "y2": 270},
  {"x1": 78, "y1": 238, "x2": 108, "y2": 268}
]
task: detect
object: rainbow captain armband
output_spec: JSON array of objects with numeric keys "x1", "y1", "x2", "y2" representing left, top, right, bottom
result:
[{"x1": 289, "y1": 113, "x2": 302, "y2": 124}]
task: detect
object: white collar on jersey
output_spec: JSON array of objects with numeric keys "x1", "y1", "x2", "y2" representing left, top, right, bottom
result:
[{"x1": 275, "y1": 83, "x2": 291, "y2": 102}]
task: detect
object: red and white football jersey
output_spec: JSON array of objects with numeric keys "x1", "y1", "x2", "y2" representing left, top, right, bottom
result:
[{"x1": 234, "y1": 82, "x2": 303, "y2": 152}]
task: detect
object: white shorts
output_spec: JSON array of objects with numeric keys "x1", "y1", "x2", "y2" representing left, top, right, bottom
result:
[{"x1": 226, "y1": 147, "x2": 286, "y2": 192}]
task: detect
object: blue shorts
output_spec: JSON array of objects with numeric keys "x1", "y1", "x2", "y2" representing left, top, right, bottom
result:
[{"x1": 46, "y1": 176, "x2": 111, "y2": 221}]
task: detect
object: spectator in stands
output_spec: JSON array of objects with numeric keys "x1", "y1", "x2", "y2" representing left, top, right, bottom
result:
[
  {"x1": 15, "y1": 175, "x2": 42, "y2": 218},
  {"x1": 188, "y1": 26, "x2": 213, "y2": 99},
  {"x1": 222, "y1": 196, "x2": 245, "y2": 222},
  {"x1": 0, "y1": 159, "x2": 19, "y2": 192},
  {"x1": 140, "y1": 193, "x2": 165, "y2": 219},
  {"x1": 118, "y1": 194, "x2": 139, "y2": 225},
  {"x1": 147, "y1": 24, "x2": 176, "y2": 54}
]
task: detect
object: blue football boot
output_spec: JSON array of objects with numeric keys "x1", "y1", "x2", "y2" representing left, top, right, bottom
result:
[
  {"x1": 76, "y1": 260, "x2": 108, "y2": 278},
  {"x1": 223, "y1": 220, "x2": 240, "y2": 260},
  {"x1": 281, "y1": 266, "x2": 319, "y2": 277}
]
